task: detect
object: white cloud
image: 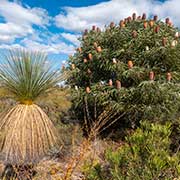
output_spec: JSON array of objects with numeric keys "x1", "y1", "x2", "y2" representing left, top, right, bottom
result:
[
  {"x1": 0, "y1": 43, "x2": 23, "y2": 49},
  {"x1": 0, "y1": 0, "x2": 49, "y2": 26},
  {"x1": 0, "y1": 39, "x2": 76, "y2": 55},
  {"x1": 0, "y1": 35, "x2": 13, "y2": 43},
  {"x1": 55, "y1": 0, "x2": 180, "y2": 31},
  {"x1": 0, "y1": 22, "x2": 33, "y2": 43},
  {"x1": 54, "y1": 0, "x2": 150, "y2": 31},
  {"x1": 0, "y1": 22, "x2": 33, "y2": 36},
  {"x1": 61, "y1": 33, "x2": 80, "y2": 46},
  {"x1": 21, "y1": 38, "x2": 76, "y2": 55},
  {"x1": 0, "y1": 0, "x2": 50, "y2": 43}
]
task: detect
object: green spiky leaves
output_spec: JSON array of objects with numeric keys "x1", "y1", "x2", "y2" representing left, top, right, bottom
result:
[{"x1": 0, "y1": 50, "x2": 62, "y2": 103}]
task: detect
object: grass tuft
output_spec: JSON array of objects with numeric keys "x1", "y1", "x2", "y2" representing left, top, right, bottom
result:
[{"x1": 0, "y1": 49, "x2": 63, "y2": 103}]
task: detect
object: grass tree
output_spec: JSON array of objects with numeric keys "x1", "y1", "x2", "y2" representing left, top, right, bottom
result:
[{"x1": 0, "y1": 49, "x2": 62, "y2": 165}]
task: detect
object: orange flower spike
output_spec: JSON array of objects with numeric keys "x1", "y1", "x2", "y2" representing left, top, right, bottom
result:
[
  {"x1": 128, "y1": 60, "x2": 133, "y2": 69},
  {"x1": 137, "y1": 16, "x2": 141, "y2": 20},
  {"x1": 96, "y1": 27, "x2": 101, "y2": 32},
  {"x1": 86, "y1": 87, "x2": 91, "y2": 93},
  {"x1": 87, "y1": 69, "x2": 92, "y2": 74},
  {"x1": 119, "y1": 20, "x2": 125, "y2": 28},
  {"x1": 83, "y1": 35, "x2": 87, "y2": 40},
  {"x1": 171, "y1": 40, "x2": 177, "y2": 47},
  {"x1": 92, "y1": 25, "x2": 96, "y2": 31},
  {"x1": 168, "y1": 21, "x2": 173, "y2": 27},
  {"x1": 162, "y1": 37, "x2": 167, "y2": 46},
  {"x1": 143, "y1": 21, "x2": 148, "y2": 29},
  {"x1": 77, "y1": 47, "x2": 82, "y2": 53},
  {"x1": 165, "y1": 18, "x2": 170, "y2": 24},
  {"x1": 167, "y1": 72, "x2": 172, "y2": 82},
  {"x1": 61, "y1": 64, "x2": 65, "y2": 70},
  {"x1": 149, "y1": 20, "x2": 154, "y2": 28},
  {"x1": 146, "y1": 46, "x2": 149, "y2": 51},
  {"x1": 153, "y1": 15, "x2": 158, "y2": 21},
  {"x1": 132, "y1": 30, "x2": 137, "y2": 38},
  {"x1": 71, "y1": 64, "x2": 75, "y2": 70},
  {"x1": 83, "y1": 58, "x2": 88, "y2": 63},
  {"x1": 124, "y1": 18, "x2": 128, "y2": 24},
  {"x1": 127, "y1": 16, "x2": 132, "y2": 23},
  {"x1": 96, "y1": 46, "x2": 102, "y2": 53},
  {"x1": 108, "y1": 79, "x2": 113, "y2": 86},
  {"x1": 154, "y1": 26, "x2": 160, "y2": 33},
  {"x1": 116, "y1": 80, "x2": 121, "y2": 89},
  {"x1": 132, "y1": 13, "x2": 136, "y2": 20},
  {"x1": 84, "y1": 29, "x2": 88, "y2": 35},
  {"x1": 93, "y1": 42, "x2": 98, "y2": 48},
  {"x1": 88, "y1": 53, "x2": 93, "y2": 60},
  {"x1": 142, "y1": 13, "x2": 146, "y2": 20},
  {"x1": 110, "y1": 22, "x2": 115, "y2": 28},
  {"x1": 175, "y1": 32, "x2": 179, "y2": 38},
  {"x1": 149, "y1": 71, "x2": 154, "y2": 80},
  {"x1": 112, "y1": 58, "x2": 117, "y2": 64}
]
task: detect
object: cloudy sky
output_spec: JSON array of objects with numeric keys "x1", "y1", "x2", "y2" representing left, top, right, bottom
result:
[{"x1": 0, "y1": 0, "x2": 180, "y2": 65}]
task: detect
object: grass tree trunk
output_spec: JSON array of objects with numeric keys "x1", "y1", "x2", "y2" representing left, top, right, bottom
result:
[{"x1": 0, "y1": 104, "x2": 59, "y2": 164}]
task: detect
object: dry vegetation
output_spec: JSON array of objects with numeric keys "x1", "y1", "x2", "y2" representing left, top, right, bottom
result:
[
  {"x1": 0, "y1": 86, "x2": 117, "y2": 180},
  {"x1": 0, "y1": 87, "x2": 83, "y2": 179}
]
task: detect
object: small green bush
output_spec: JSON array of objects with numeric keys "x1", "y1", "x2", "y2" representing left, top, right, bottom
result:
[{"x1": 83, "y1": 121, "x2": 180, "y2": 180}]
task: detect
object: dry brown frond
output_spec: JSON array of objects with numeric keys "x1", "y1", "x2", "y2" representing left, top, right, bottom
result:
[
  {"x1": 0, "y1": 104, "x2": 60, "y2": 165},
  {"x1": 61, "y1": 106, "x2": 125, "y2": 180}
]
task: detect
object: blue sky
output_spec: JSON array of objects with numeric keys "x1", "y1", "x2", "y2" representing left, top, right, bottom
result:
[{"x1": 0, "y1": 0, "x2": 179, "y2": 66}]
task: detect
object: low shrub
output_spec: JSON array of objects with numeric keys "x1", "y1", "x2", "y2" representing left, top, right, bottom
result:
[{"x1": 83, "y1": 121, "x2": 180, "y2": 180}]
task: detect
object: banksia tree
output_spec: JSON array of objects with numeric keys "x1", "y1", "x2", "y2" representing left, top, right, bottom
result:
[
  {"x1": 0, "y1": 50, "x2": 62, "y2": 164},
  {"x1": 67, "y1": 13, "x2": 180, "y2": 137}
]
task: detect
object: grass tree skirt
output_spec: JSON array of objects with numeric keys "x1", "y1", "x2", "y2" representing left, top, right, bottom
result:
[{"x1": 0, "y1": 104, "x2": 60, "y2": 165}]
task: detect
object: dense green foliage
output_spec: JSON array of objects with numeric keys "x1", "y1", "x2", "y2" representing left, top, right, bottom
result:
[
  {"x1": 67, "y1": 13, "x2": 180, "y2": 136},
  {"x1": 83, "y1": 121, "x2": 180, "y2": 180}
]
